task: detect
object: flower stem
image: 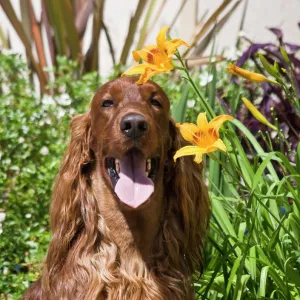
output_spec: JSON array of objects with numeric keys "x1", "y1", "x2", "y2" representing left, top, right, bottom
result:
[{"x1": 175, "y1": 52, "x2": 215, "y2": 119}]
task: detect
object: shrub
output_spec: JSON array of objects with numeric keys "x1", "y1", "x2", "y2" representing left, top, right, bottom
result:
[{"x1": 0, "y1": 53, "x2": 100, "y2": 298}]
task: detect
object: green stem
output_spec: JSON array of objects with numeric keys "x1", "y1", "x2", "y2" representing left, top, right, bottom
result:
[{"x1": 175, "y1": 52, "x2": 215, "y2": 119}]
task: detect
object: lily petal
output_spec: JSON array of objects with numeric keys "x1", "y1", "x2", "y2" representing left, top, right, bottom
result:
[
  {"x1": 176, "y1": 123, "x2": 199, "y2": 143},
  {"x1": 136, "y1": 68, "x2": 161, "y2": 85},
  {"x1": 122, "y1": 64, "x2": 149, "y2": 76},
  {"x1": 156, "y1": 26, "x2": 170, "y2": 49},
  {"x1": 242, "y1": 97, "x2": 277, "y2": 130},
  {"x1": 132, "y1": 45, "x2": 156, "y2": 62},
  {"x1": 209, "y1": 115, "x2": 234, "y2": 131},
  {"x1": 226, "y1": 64, "x2": 272, "y2": 83},
  {"x1": 164, "y1": 39, "x2": 189, "y2": 57},
  {"x1": 173, "y1": 146, "x2": 205, "y2": 162},
  {"x1": 197, "y1": 112, "x2": 209, "y2": 129},
  {"x1": 194, "y1": 153, "x2": 203, "y2": 164},
  {"x1": 132, "y1": 45, "x2": 169, "y2": 65},
  {"x1": 162, "y1": 59, "x2": 174, "y2": 71},
  {"x1": 206, "y1": 138, "x2": 227, "y2": 153}
]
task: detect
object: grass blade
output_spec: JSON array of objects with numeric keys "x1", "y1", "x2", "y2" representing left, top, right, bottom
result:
[
  {"x1": 0, "y1": 0, "x2": 47, "y2": 91},
  {"x1": 169, "y1": 0, "x2": 188, "y2": 29},
  {"x1": 119, "y1": 0, "x2": 148, "y2": 66},
  {"x1": 183, "y1": 0, "x2": 237, "y2": 57},
  {"x1": 84, "y1": 0, "x2": 105, "y2": 72},
  {"x1": 60, "y1": 0, "x2": 81, "y2": 62},
  {"x1": 136, "y1": 0, "x2": 157, "y2": 50},
  {"x1": 74, "y1": 0, "x2": 93, "y2": 40},
  {"x1": 28, "y1": 0, "x2": 48, "y2": 70},
  {"x1": 44, "y1": 0, "x2": 67, "y2": 56},
  {"x1": 171, "y1": 81, "x2": 189, "y2": 122},
  {"x1": 258, "y1": 266, "x2": 269, "y2": 297}
]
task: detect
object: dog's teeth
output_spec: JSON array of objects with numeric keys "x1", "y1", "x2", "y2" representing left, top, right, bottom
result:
[
  {"x1": 115, "y1": 160, "x2": 120, "y2": 173},
  {"x1": 147, "y1": 162, "x2": 151, "y2": 171}
]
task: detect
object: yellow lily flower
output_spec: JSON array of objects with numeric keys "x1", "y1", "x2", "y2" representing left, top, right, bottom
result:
[
  {"x1": 174, "y1": 113, "x2": 234, "y2": 164},
  {"x1": 226, "y1": 64, "x2": 276, "y2": 84},
  {"x1": 242, "y1": 97, "x2": 277, "y2": 130},
  {"x1": 122, "y1": 26, "x2": 189, "y2": 84}
]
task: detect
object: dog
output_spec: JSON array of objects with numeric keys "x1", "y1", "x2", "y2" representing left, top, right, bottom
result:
[{"x1": 23, "y1": 76, "x2": 210, "y2": 300}]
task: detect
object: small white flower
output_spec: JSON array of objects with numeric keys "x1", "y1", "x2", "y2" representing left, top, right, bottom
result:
[
  {"x1": 1, "y1": 49, "x2": 15, "y2": 55},
  {"x1": 187, "y1": 100, "x2": 195, "y2": 108},
  {"x1": 3, "y1": 267, "x2": 8, "y2": 275},
  {"x1": 57, "y1": 107, "x2": 66, "y2": 119},
  {"x1": 271, "y1": 131, "x2": 278, "y2": 139},
  {"x1": 21, "y1": 125, "x2": 29, "y2": 134},
  {"x1": 0, "y1": 212, "x2": 6, "y2": 223},
  {"x1": 199, "y1": 73, "x2": 213, "y2": 87},
  {"x1": 69, "y1": 108, "x2": 76, "y2": 116},
  {"x1": 41, "y1": 95, "x2": 56, "y2": 106},
  {"x1": 56, "y1": 93, "x2": 72, "y2": 106},
  {"x1": 25, "y1": 213, "x2": 32, "y2": 219},
  {"x1": 238, "y1": 30, "x2": 246, "y2": 37},
  {"x1": 45, "y1": 118, "x2": 51, "y2": 125},
  {"x1": 40, "y1": 146, "x2": 49, "y2": 156},
  {"x1": 18, "y1": 137, "x2": 25, "y2": 143}
]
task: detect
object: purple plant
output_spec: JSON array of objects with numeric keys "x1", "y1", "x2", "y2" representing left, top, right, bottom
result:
[{"x1": 233, "y1": 27, "x2": 300, "y2": 154}]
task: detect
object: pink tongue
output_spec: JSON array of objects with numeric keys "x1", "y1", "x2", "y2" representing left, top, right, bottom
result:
[{"x1": 115, "y1": 150, "x2": 154, "y2": 208}]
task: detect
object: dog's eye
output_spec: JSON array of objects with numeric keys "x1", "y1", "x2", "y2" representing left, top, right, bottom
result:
[
  {"x1": 151, "y1": 99, "x2": 162, "y2": 108},
  {"x1": 101, "y1": 99, "x2": 114, "y2": 108}
]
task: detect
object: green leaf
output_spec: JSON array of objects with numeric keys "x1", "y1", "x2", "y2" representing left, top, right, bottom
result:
[
  {"x1": 258, "y1": 266, "x2": 269, "y2": 297},
  {"x1": 280, "y1": 46, "x2": 291, "y2": 66},
  {"x1": 60, "y1": 0, "x2": 81, "y2": 61},
  {"x1": 286, "y1": 262, "x2": 300, "y2": 287},
  {"x1": 258, "y1": 53, "x2": 278, "y2": 78},
  {"x1": 171, "y1": 81, "x2": 189, "y2": 122},
  {"x1": 251, "y1": 152, "x2": 278, "y2": 194},
  {"x1": 296, "y1": 142, "x2": 300, "y2": 175},
  {"x1": 249, "y1": 246, "x2": 256, "y2": 281},
  {"x1": 225, "y1": 256, "x2": 243, "y2": 299},
  {"x1": 234, "y1": 274, "x2": 250, "y2": 300},
  {"x1": 44, "y1": 0, "x2": 67, "y2": 55}
]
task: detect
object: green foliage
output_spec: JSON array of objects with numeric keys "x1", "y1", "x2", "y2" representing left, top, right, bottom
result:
[
  {"x1": 170, "y1": 53, "x2": 300, "y2": 299},
  {"x1": 1, "y1": 51, "x2": 299, "y2": 300},
  {"x1": 0, "y1": 53, "x2": 100, "y2": 298}
]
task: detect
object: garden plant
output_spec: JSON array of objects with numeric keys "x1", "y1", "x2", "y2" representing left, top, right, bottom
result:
[{"x1": 1, "y1": 24, "x2": 300, "y2": 300}]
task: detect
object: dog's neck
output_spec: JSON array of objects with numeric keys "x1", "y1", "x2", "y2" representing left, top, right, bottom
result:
[{"x1": 93, "y1": 163, "x2": 165, "y2": 261}]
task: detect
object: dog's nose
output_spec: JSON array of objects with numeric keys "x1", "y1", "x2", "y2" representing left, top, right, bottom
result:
[{"x1": 120, "y1": 114, "x2": 148, "y2": 139}]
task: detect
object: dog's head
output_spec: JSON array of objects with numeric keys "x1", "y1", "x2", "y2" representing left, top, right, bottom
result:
[{"x1": 89, "y1": 76, "x2": 172, "y2": 209}]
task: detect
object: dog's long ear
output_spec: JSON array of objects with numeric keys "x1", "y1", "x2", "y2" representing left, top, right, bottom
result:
[
  {"x1": 166, "y1": 119, "x2": 210, "y2": 272},
  {"x1": 45, "y1": 113, "x2": 96, "y2": 280}
]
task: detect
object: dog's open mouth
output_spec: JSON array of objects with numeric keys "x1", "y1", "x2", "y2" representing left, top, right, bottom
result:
[{"x1": 105, "y1": 149, "x2": 158, "y2": 208}]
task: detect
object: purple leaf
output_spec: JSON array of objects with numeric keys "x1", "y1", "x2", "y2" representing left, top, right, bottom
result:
[
  {"x1": 236, "y1": 43, "x2": 272, "y2": 66},
  {"x1": 284, "y1": 42, "x2": 300, "y2": 52},
  {"x1": 268, "y1": 27, "x2": 283, "y2": 41}
]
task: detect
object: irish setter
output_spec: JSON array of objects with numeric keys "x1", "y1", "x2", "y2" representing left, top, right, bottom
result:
[{"x1": 23, "y1": 76, "x2": 210, "y2": 300}]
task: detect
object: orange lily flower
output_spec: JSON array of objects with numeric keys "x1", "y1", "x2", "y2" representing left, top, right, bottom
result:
[
  {"x1": 174, "y1": 113, "x2": 234, "y2": 164},
  {"x1": 122, "y1": 26, "x2": 189, "y2": 84},
  {"x1": 226, "y1": 64, "x2": 276, "y2": 83}
]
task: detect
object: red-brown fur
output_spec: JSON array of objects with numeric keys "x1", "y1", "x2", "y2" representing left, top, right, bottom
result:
[{"x1": 23, "y1": 77, "x2": 210, "y2": 300}]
